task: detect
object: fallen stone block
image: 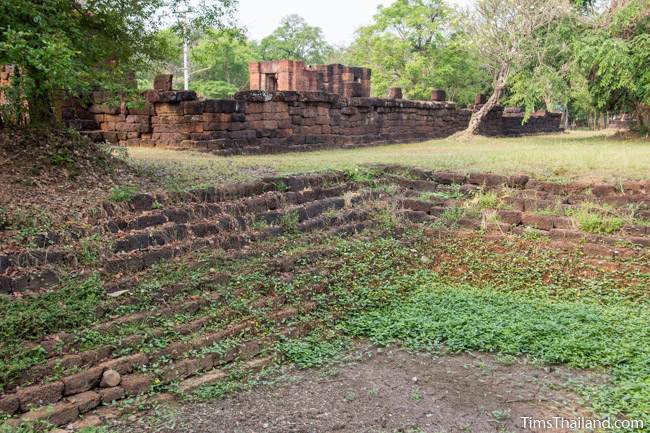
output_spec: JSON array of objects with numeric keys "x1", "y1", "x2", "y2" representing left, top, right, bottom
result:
[
  {"x1": 100, "y1": 369, "x2": 121, "y2": 388},
  {"x1": 17, "y1": 381, "x2": 64, "y2": 411},
  {"x1": 63, "y1": 366, "x2": 103, "y2": 396},
  {"x1": 178, "y1": 369, "x2": 227, "y2": 393},
  {"x1": 68, "y1": 391, "x2": 100, "y2": 413},
  {"x1": 98, "y1": 353, "x2": 148, "y2": 375},
  {"x1": 0, "y1": 394, "x2": 20, "y2": 415},
  {"x1": 468, "y1": 173, "x2": 508, "y2": 187},
  {"x1": 98, "y1": 386, "x2": 125, "y2": 404},
  {"x1": 496, "y1": 210, "x2": 522, "y2": 225},
  {"x1": 521, "y1": 213, "x2": 553, "y2": 231},
  {"x1": 121, "y1": 374, "x2": 152, "y2": 396},
  {"x1": 21, "y1": 401, "x2": 79, "y2": 427}
]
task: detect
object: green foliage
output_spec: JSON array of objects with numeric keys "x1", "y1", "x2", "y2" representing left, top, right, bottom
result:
[
  {"x1": 0, "y1": 0, "x2": 236, "y2": 126},
  {"x1": 0, "y1": 420, "x2": 53, "y2": 433},
  {"x1": 190, "y1": 29, "x2": 258, "y2": 98},
  {"x1": 570, "y1": 206, "x2": 625, "y2": 234},
  {"x1": 504, "y1": 12, "x2": 588, "y2": 120},
  {"x1": 438, "y1": 207, "x2": 465, "y2": 225},
  {"x1": 343, "y1": 0, "x2": 486, "y2": 104},
  {"x1": 344, "y1": 167, "x2": 377, "y2": 186},
  {"x1": 137, "y1": 28, "x2": 184, "y2": 90},
  {"x1": 280, "y1": 210, "x2": 300, "y2": 234},
  {"x1": 110, "y1": 185, "x2": 138, "y2": 202},
  {"x1": 0, "y1": 275, "x2": 104, "y2": 389},
  {"x1": 259, "y1": 15, "x2": 332, "y2": 64},
  {"x1": 0, "y1": 207, "x2": 9, "y2": 231},
  {"x1": 576, "y1": 0, "x2": 650, "y2": 120},
  {"x1": 492, "y1": 409, "x2": 512, "y2": 421},
  {"x1": 419, "y1": 185, "x2": 464, "y2": 201},
  {"x1": 191, "y1": 80, "x2": 240, "y2": 99},
  {"x1": 278, "y1": 332, "x2": 349, "y2": 368},
  {"x1": 190, "y1": 376, "x2": 243, "y2": 401},
  {"x1": 80, "y1": 234, "x2": 103, "y2": 266},
  {"x1": 377, "y1": 207, "x2": 400, "y2": 230},
  {"x1": 4, "y1": 206, "x2": 53, "y2": 246},
  {"x1": 471, "y1": 190, "x2": 501, "y2": 210},
  {"x1": 272, "y1": 180, "x2": 290, "y2": 192}
]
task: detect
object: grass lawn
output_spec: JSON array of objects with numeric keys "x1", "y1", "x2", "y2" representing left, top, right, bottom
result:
[{"x1": 127, "y1": 130, "x2": 650, "y2": 191}]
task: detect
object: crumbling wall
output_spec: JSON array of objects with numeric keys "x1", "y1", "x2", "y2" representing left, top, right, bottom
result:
[
  {"x1": 249, "y1": 61, "x2": 371, "y2": 98},
  {"x1": 80, "y1": 89, "x2": 470, "y2": 154},
  {"x1": 73, "y1": 84, "x2": 562, "y2": 154}
]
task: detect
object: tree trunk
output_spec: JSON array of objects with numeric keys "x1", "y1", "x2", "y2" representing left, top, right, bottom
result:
[
  {"x1": 634, "y1": 103, "x2": 649, "y2": 130},
  {"x1": 561, "y1": 106, "x2": 569, "y2": 130},
  {"x1": 26, "y1": 72, "x2": 55, "y2": 127},
  {"x1": 459, "y1": 63, "x2": 510, "y2": 136}
]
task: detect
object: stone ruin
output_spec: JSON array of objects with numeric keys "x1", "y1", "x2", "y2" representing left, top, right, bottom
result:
[
  {"x1": 0, "y1": 61, "x2": 563, "y2": 152},
  {"x1": 249, "y1": 60, "x2": 371, "y2": 98}
]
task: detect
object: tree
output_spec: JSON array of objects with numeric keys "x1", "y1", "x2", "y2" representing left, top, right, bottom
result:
[
  {"x1": 190, "y1": 29, "x2": 258, "y2": 98},
  {"x1": 258, "y1": 15, "x2": 332, "y2": 64},
  {"x1": 0, "y1": 0, "x2": 236, "y2": 127},
  {"x1": 344, "y1": 0, "x2": 486, "y2": 105},
  {"x1": 576, "y1": 0, "x2": 650, "y2": 128},
  {"x1": 505, "y1": 14, "x2": 586, "y2": 125},
  {"x1": 459, "y1": 0, "x2": 573, "y2": 136},
  {"x1": 167, "y1": 0, "x2": 237, "y2": 90},
  {"x1": 135, "y1": 28, "x2": 184, "y2": 91}
]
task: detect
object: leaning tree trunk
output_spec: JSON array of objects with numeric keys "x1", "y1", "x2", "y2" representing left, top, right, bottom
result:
[{"x1": 460, "y1": 63, "x2": 510, "y2": 137}]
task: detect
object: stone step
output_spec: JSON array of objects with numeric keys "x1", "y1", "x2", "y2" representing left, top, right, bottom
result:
[
  {"x1": 3, "y1": 298, "x2": 320, "y2": 417},
  {"x1": 1, "y1": 197, "x2": 378, "y2": 295}
]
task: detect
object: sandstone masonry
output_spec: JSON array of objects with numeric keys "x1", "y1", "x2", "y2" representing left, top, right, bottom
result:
[{"x1": 71, "y1": 80, "x2": 562, "y2": 155}]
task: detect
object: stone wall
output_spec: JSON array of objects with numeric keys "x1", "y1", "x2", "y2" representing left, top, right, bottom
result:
[
  {"x1": 70, "y1": 88, "x2": 563, "y2": 154},
  {"x1": 76, "y1": 89, "x2": 472, "y2": 155}
]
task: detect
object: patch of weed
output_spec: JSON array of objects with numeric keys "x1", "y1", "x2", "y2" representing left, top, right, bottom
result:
[
  {"x1": 110, "y1": 185, "x2": 138, "y2": 202},
  {"x1": 80, "y1": 234, "x2": 103, "y2": 265},
  {"x1": 250, "y1": 217, "x2": 269, "y2": 231},
  {"x1": 0, "y1": 274, "x2": 104, "y2": 389},
  {"x1": 273, "y1": 180, "x2": 290, "y2": 192},
  {"x1": 571, "y1": 207, "x2": 625, "y2": 234},
  {"x1": 277, "y1": 331, "x2": 349, "y2": 368},
  {"x1": 439, "y1": 207, "x2": 465, "y2": 225},
  {"x1": 345, "y1": 167, "x2": 377, "y2": 186},
  {"x1": 280, "y1": 210, "x2": 300, "y2": 234},
  {"x1": 376, "y1": 206, "x2": 400, "y2": 230},
  {"x1": 470, "y1": 190, "x2": 502, "y2": 210},
  {"x1": 492, "y1": 409, "x2": 512, "y2": 421}
]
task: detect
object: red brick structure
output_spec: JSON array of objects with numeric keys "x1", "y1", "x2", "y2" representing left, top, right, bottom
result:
[{"x1": 249, "y1": 60, "x2": 371, "y2": 98}]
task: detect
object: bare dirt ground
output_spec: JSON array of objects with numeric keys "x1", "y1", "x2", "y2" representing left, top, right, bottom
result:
[{"x1": 112, "y1": 346, "x2": 597, "y2": 433}]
